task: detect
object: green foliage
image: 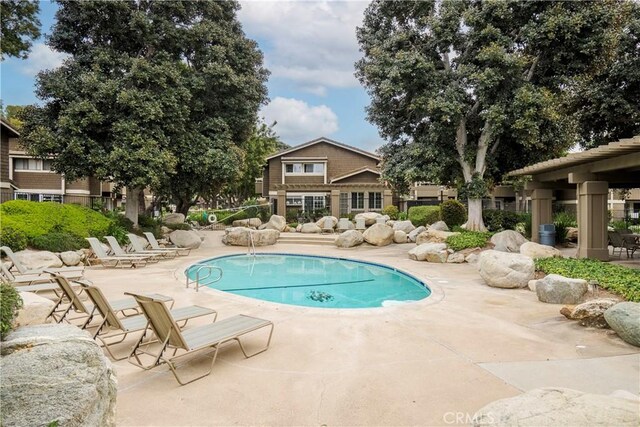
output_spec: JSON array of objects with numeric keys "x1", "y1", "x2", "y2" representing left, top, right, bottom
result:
[
  {"x1": 408, "y1": 206, "x2": 440, "y2": 227},
  {"x1": 138, "y1": 214, "x2": 159, "y2": 229},
  {"x1": 610, "y1": 220, "x2": 630, "y2": 232},
  {"x1": 536, "y1": 258, "x2": 640, "y2": 302},
  {"x1": 381, "y1": 205, "x2": 399, "y2": 220},
  {"x1": 0, "y1": 227, "x2": 28, "y2": 251},
  {"x1": 446, "y1": 231, "x2": 490, "y2": 252},
  {"x1": 440, "y1": 200, "x2": 467, "y2": 228},
  {"x1": 30, "y1": 232, "x2": 89, "y2": 252},
  {"x1": 241, "y1": 198, "x2": 271, "y2": 223},
  {"x1": 459, "y1": 175, "x2": 488, "y2": 200},
  {"x1": 288, "y1": 223, "x2": 299, "y2": 229},
  {"x1": 0, "y1": 283, "x2": 23, "y2": 339},
  {"x1": 553, "y1": 211, "x2": 577, "y2": 244},
  {"x1": 164, "y1": 223, "x2": 192, "y2": 231},
  {"x1": 286, "y1": 208, "x2": 301, "y2": 224},
  {"x1": 103, "y1": 211, "x2": 135, "y2": 232},
  {"x1": 0, "y1": 0, "x2": 41, "y2": 60},
  {"x1": 213, "y1": 210, "x2": 247, "y2": 225},
  {"x1": 483, "y1": 210, "x2": 521, "y2": 232},
  {"x1": 397, "y1": 211, "x2": 408, "y2": 221},
  {"x1": 518, "y1": 212, "x2": 533, "y2": 239}
]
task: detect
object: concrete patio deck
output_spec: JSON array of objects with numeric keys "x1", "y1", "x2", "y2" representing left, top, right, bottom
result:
[{"x1": 83, "y1": 230, "x2": 639, "y2": 426}]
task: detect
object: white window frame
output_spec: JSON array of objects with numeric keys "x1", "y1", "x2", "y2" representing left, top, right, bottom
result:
[
  {"x1": 14, "y1": 192, "x2": 63, "y2": 203},
  {"x1": 12, "y1": 157, "x2": 54, "y2": 173},
  {"x1": 369, "y1": 192, "x2": 382, "y2": 210},
  {"x1": 351, "y1": 192, "x2": 364, "y2": 210}
]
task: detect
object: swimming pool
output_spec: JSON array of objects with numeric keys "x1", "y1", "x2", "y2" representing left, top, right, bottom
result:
[{"x1": 186, "y1": 254, "x2": 430, "y2": 309}]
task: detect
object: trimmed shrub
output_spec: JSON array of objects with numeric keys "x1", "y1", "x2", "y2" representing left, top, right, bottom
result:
[
  {"x1": 445, "y1": 231, "x2": 490, "y2": 251},
  {"x1": 408, "y1": 206, "x2": 440, "y2": 227},
  {"x1": 0, "y1": 227, "x2": 28, "y2": 251},
  {"x1": 440, "y1": 200, "x2": 467, "y2": 228},
  {"x1": 483, "y1": 209, "x2": 521, "y2": 232},
  {"x1": 381, "y1": 205, "x2": 399, "y2": 220},
  {"x1": 0, "y1": 283, "x2": 23, "y2": 339},
  {"x1": 30, "y1": 232, "x2": 90, "y2": 252}
]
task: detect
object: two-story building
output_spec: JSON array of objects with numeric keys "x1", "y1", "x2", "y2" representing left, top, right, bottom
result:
[{"x1": 262, "y1": 137, "x2": 392, "y2": 218}]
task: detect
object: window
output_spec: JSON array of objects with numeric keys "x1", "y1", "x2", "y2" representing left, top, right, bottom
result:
[
  {"x1": 14, "y1": 193, "x2": 62, "y2": 203},
  {"x1": 339, "y1": 193, "x2": 349, "y2": 215},
  {"x1": 286, "y1": 196, "x2": 303, "y2": 206},
  {"x1": 351, "y1": 192, "x2": 364, "y2": 210},
  {"x1": 369, "y1": 192, "x2": 382, "y2": 210},
  {"x1": 14, "y1": 158, "x2": 53, "y2": 171},
  {"x1": 312, "y1": 196, "x2": 325, "y2": 210},
  {"x1": 41, "y1": 194, "x2": 63, "y2": 203},
  {"x1": 285, "y1": 162, "x2": 324, "y2": 174}
]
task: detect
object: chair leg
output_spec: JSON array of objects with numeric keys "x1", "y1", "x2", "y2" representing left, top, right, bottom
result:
[{"x1": 234, "y1": 322, "x2": 274, "y2": 358}]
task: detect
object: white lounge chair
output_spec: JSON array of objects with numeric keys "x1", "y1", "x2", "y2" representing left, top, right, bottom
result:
[
  {"x1": 142, "y1": 232, "x2": 191, "y2": 256},
  {"x1": 1, "y1": 246, "x2": 85, "y2": 278},
  {"x1": 85, "y1": 238, "x2": 148, "y2": 268},
  {"x1": 126, "y1": 234, "x2": 177, "y2": 259},
  {"x1": 104, "y1": 236, "x2": 160, "y2": 263}
]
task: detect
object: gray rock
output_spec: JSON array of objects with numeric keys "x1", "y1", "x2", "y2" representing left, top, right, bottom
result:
[
  {"x1": 14, "y1": 292, "x2": 55, "y2": 327},
  {"x1": 428, "y1": 220, "x2": 449, "y2": 231},
  {"x1": 1, "y1": 324, "x2": 117, "y2": 427},
  {"x1": 15, "y1": 250, "x2": 63, "y2": 270},
  {"x1": 528, "y1": 279, "x2": 538, "y2": 292},
  {"x1": 232, "y1": 218, "x2": 262, "y2": 228},
  {"x1": 354, "y1": 212, "x2": 383, "y2": 226},
  {"x1": 160, "y1": 226, "x2": 172, "y2": 236},
  {"x1": 605, "y1": 302, "x2": 640, "y2": 347},
  {"x1": 222, "y1": 227, "x2": 279, "y2": 246},
  {"x1": 519, "y1": 241, "x2": 562, "y2": 259},
  {"x1": 472, "y1": 387, "x2": 639, "y2": 427},
  {"x1": 415, "y1": 229, "x2": 460, "y2": 245},
  {"x1": 393, "y1": 220, "x2": 415, "y2": 234},
  {"x1": 408, "y1": 226, "x2": 426, "y2": 243},
  {"x1": 490, "y1": 230, "x2": 528, "y2": 253},
  {"x1": 465, "y1": 253, "x2": 479, "y2": 264},
  {"x1": 300, "y1": 223, "x2": 322, "y2": 234},
  {"x1": 536, "y1": 274, "x2": 588, "y2": 304},
  {"x1": 168, "y1": 230, "x2": 202, "y2": 249},
  {"x1": 362, "y1": 223, "x2": 394, "y2": 246},
  {"x1": 393, "y1": 230, "x2": 408, "y2": 244},
  {"x1": 163, "y1": 212, "x2": 185, "y2": 224},
  {"x1": 566, "y1": 227, "x2": 578, "y2": 242},
  {"x1": 60, "y1": 251, "x2": 82, "y2": 266},
  {"x1": 477, "y1": 250, "x2": 535, "y2": 289},
  {"x1": 561, "y1": 298, "x2": 618, "y2": 328},
  {"x1": 408, "y1": 243, "x2": 448, "y2": 263},
  {"x1": 335, "y1": 230, "x2": 364, "y2": 248},
  {"x1": 261, "y1": 215, "x2": 287, "y2": 232},
  {"x1": 315, "y1": 216, "x2": 338, "y2": 229},
  {"x1": 446, "y1": 252, "x2": 466, "y2": 263}
]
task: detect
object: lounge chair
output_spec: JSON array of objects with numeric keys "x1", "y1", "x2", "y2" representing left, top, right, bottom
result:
[
  {"x1": 143, "y1": 232, "x2": 191, "y2": 256},
  {"x1": 336, "y1": 218, "x2": 351, "y2": 233},
  {"x1": 355, "y1": 218, "x2": 366, "y2": 231},
  {"x1": 47, "y1": 273, "x2": 173, "y2": 327},
  {"x1": 1, "y1": 264, "x2": 55, "y2": 286},
  {"x1": 78, "y1": 282, "x2": 216, "y2": 360},
  {"x1": 0, "y1": 246, "x2": 85, "y2": 278},
  {"x1": 126, "y1": 292, "x2": 274, "y2": 385},
  {"x1": 608, "y1": 231, "x2": 639, "y2": 258},
  {"x1": 104, "y1": 236, "x2": 160, "y2": 263},
  {"x1": 376, "y1": 216, "x2": 387, "y2": 225},
  {"x1": 85, "y1": 237, "x2": 148, "y2": 268},
  {"x1": 127, "y1": 233, "x2": 177, "y2": 259}
]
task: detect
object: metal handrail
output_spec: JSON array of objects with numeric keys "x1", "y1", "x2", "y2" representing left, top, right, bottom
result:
[
  {"x1": 186, "y1": 264, "x2": 223, "y2": 292},
  {"x1": 248, "y1": 230, "x2": 256, "y2": 256}
]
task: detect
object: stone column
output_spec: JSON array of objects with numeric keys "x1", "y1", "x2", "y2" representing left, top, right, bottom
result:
[
  {"x1": 276, "y1": 190, "x2": 286, "y2": 217},
  {"x1": 330, "y1": 190, "x2": 340, "y2": 218},
  {"x1": 383, "y1": 189, "x2": 393, "y2": 210},
  {"x1": 577, "y1": 181, "x2": 609, "y2": 260},
  {"x1": 530, "y1": 189, "x2": 553, "y2": 243}
]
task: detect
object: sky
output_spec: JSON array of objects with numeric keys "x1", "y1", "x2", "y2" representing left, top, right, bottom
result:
[{"x1": 0, "y1": 0, "x2": 385, "y2": 153}]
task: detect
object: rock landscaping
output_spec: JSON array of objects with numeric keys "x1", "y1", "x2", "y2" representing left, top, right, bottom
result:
[
  {"x1": 519, "y1": 241, "x2": 562, "y2": 259},
  {"x1": 222, "y1": 227, "x2": 279, "y2": 246},
  {"x1": 362, "y1": 223, "x2": 394, "y2": 246},
  {"x1": 232, "y1": 218, "x2": 262, "y2": 228},
  {"x1": 428, "y1": 220, "x2": 449, "y2": 231},
  {"x1": 301, "y1": 223, "x2": 322, "y2": 233},
  {"x1": 560, "y1": 298, "x2": 619, "y2": 328},
  {"x1": 392, "y1": 220, "x2": 415, "y2": 234},
  {"x1": 168, "y1": 229, "x2": 202, "y2": 249},
  {"x1": 490, "y1": 230, "x2": 528, "y2": 253},
  {"x1": 259, "y1": 215, "x2": 287, "y2": 232},
  {"x1": 415, "y1": 229, "x2": 459, "y2": 244},
  {"x1": 335, "y1": 230, "x2": 364, "y2": 248},
  {"x1": 477, "y1": 250, "x2": 534, "y2": 289},
  {"x1": 163, "y1": 212, "x2": 185, "y2": 224},
  {"x1": 408, "y1": 243, "x2": 448, "y2": 263},
  {"x1": 14, "y1": 292, "x2": 54, "y2": 327},
  {"x1": 408, "y1": 226, "x2": 426, "y2": 243},
  {"x1": 604, "y1": 302, "x2": 640, "y2": 347},
  {"x1": 535, "y1": 274, "x2": 588, "y2": 304},
  {"x1": 393, "y1": 230, "x2": 408, "y2": 244}
]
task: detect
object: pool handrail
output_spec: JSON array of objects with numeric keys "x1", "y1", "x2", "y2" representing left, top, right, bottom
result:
[{"x1": 186, "y1": 264, "x2": 223, "y2": 292}]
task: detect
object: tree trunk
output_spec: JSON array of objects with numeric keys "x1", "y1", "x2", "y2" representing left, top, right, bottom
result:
[
  {"x1": 466, "y1": 198, "x2": 486, "y2": 231},
  {"x1": 175, "y1": 198, "x2": 192, "y2": 217},
  {"x1": 125, "y1": 186, "x2": 142, "y2": 226}
]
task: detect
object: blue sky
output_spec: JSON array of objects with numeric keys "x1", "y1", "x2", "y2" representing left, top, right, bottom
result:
[{"x1": 0, "y1": 1, "x2": 385, "y2": 152}]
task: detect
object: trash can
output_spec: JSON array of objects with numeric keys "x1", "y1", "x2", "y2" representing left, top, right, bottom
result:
[{"x1": 539, "y1": 224, "x2": 556, "y2": 246}]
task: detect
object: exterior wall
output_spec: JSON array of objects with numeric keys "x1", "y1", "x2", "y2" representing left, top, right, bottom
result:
[
  {"x1": 13, "y1": 171, "x2": 62, "y2": 190},
  {"x1": 66, "y1": 177, "x2": 91, "y2": 192},
  {"x1": 89, "y1": 177, "x2": 102, "y2": 196},
  {"x1": 284, "y1": 175, "x2": 325, "y2": 185},
  {"x1": 8, "y1": 137, "x2": 23, "y2": 153},
  {"x1": 334, "y1": 171, "x2": 380, "y2": 184},
  {"x1": 1, "y1": 133, "x2": 9, "y2": 184}
]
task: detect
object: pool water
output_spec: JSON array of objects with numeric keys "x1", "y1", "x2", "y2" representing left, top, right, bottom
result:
[{"x1": 186, "y1": 254, "x2": 430, "y2": 309}]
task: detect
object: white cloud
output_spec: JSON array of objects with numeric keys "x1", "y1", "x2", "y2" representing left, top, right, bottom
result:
[
  {"x1": 261, "y1": 97, "x2": 339, "y2": 142},
  {"x1": 21, "y1": 43, "x2": 68, "y2": 76},
  {"x1": 239, "y1": 1, "x2": 369, "y2": 95}
]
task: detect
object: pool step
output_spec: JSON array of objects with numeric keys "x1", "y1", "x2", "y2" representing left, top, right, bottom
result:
[{"x1": 277, "y1": 232, "x2": 336, "y2": 246}]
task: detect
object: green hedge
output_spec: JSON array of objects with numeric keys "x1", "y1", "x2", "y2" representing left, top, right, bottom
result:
[
  {"x1": 408, "y1": 206, "x2": 440, "y2": 227},
  {"x1": 30, "y1": 232, "x2": 90, "y2": 252},
  {"x1": 381, "y1": 205, "x2": 399, "y2": 220},
  {"x1": 483, "y1": 209, "x2": 521, "y2": 232},
  {"x1": 0, "y1": 227, "x2": 28, "y2": 251},
  {"x1": 440, "y1": 200, "x2": 467, "y2": 227},
  {"x1": 446, "y1": 231, "x2": 490, "y2": 251},
  {"x1": 535, "y1": 258, "x2": 640, "y2": 302},
  {"x1": 0, "y1": 283, "x2": 23, "y2": 339}
]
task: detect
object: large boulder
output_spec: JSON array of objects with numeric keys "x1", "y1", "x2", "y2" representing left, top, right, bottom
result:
[
  {"x1": 260, "y1": 215, "x2": 287, "y2": 232},
  {"x1": 14, "y1": 292, "x2": 55, "y2": 327},
  {"x1": 472, "y1": 387, "x2": 639, "y2": 427},
  {"x1": 232, "y1": 218, "x2": 262, "y2": 228},
  {"x1": 393, "y1": 230, "x2": 408, "y2": 244},
  {"x1": 362, "y1": 223, "x2": 394, "y2": 246},
  {"x1": 316, "y1": 216, "x2": 338, "y2": 229},
  {"x1": 163, "y1": 212, "x2": 185, "y2": 224},
  {"x1": 0, "y1": 324, "x2": 117, "y2": 427},
  {"x1": 519, "y1": 241, "x2": 562, "y2": 259},
  {"x1": 604, "y1": 302, "x2": 640, "y2": 347},
  {"x1": 335, "y1": 230, "x2": 364, "y2": 248},
  {"x1": 354, "y1": 212, "x2": 383, "y2": 226},
  {"x1": 566, "y1": 227, "x2": 579, "y2": 242},
  {"x1": 477, "y1": 250, "x2": 535, "y2": 289},
  {"x1": 536, "y1": 274, "x2": 588, "y2": 304},
  {"x1": 408, "y1": 243, "x2": 448, "y2": 263},
  {"x1": 222, "y1": 227, "x2": 279, "y2": 246},
  {"x1": 560, "y1": 298, "x2": 618, "y2": 328},
  {"x1": 393, "y1": 220, "x2": 415, "y2": 234},
  {"x1": 15, "y1": 250, "x2": 63, "y2": 270},
  {"x1": 408, "y1": 226, "x2": 426, "y2": 243},
  {"x1": 428, "y1": 220, "x2": 449, "y2": 232},
  {"x1": 300, "y1": 223, "x2": 322, "y2": 234},
  {"x1": 60, "y1": 251, "x2": 82, "y2": 266},
  {"x1": 168, "y1": 230, "x2": 202, "y2": 249},
  {"x1": 415, "y1": 229, "x2": 460, "y2": 245},
  {"x1": 446, "y1": 252, "x2": 466, "y2": 263},
  {"x1": 490, "y1": 230, "x2": 528, "y2": 253}
]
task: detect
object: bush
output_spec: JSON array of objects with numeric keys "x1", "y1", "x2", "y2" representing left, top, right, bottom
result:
[
  {"x1": 165, "y1": 223, "x2": 192, "y2": 231},
  {"x1": 445, "y1": 231, "x2": 490, "y2": 251},
  {"x1": 138, "y1": 213, "x2": 159, "y2": 228},
  {"x1": 553, "y1": 211, "x2": 577, "y2": 244},
  {"x1": 440, "y1": 200, "x2": 467, "y2": 228},
  {"x1": 0, "y1": 227, "x2": 28, "y2": 251},
  {"x1": 381, "y1": 205, "x2": 399, "y2": 220},
  {"x1": 536, "y1": 258, "x2": 640, "y2": 302},
  {"x1": 215, "y1": 209, "x2": 248, "y2": 225},
  {"x1": 408, "y1": 206, "x2": 440, "y2": 227},
  {"x1": 286, "y1": 208, "x2": 301, "y2": 223},
  {"x1": 610, "y1": 220, "x2": 629, "y2": 231},
  {"x1": 397, "y1": 211, "x2": 408, "y2": 221},
  {"x1": 30, "y1": 232, "x2": 90, "y2": 252},
  {"x1": 288, "y1": 222, "x2": 299, "y2": 229},
  {"x1": 0, "y1": 283, "x2": 23, "y2": 339},
  {"x1": 104, "y1": 210, "x2": 135, "y2": 231},
  {"x1": 482, "y1": 209, "x2": 521, "y2": 232}
]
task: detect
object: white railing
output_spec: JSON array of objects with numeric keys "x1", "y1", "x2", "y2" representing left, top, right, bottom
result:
[
  {"x1": 186, "y1": 264, "x2": 223, "y2": 292},
  {"x1": 248, "y1": 230, "x2": 256, "y2": 256}
]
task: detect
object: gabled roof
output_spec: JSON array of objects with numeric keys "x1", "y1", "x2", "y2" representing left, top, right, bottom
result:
[
  {"x1": 1, "y1": 118, "x2": 20, "y2": 137},
  {"x1": 266, "y1": 136, "x2": 380, "y2": 161},
  {"x1": 330, "y1": 166, "x2": 381, "y2": 183}
]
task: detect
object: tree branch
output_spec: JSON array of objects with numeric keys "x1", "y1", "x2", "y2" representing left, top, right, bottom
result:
[
  {"x1": 474, "y1": 120, "x2": 492, "y2": 176},
  {"x1": 456, "y1": 118, "x2": 472, "y2": 181},
  {"x1": 525, "y1": 54, "x2": 540, "y2": 81}
]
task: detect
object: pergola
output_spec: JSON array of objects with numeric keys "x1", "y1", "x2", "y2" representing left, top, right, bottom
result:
[{"x1": 507, "y1": 135, "x2": 640, "y2": 260}]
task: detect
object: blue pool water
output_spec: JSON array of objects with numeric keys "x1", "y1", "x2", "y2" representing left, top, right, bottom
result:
[{"x1": 186, "y1": 254, "x2": 430, "y2": 309}]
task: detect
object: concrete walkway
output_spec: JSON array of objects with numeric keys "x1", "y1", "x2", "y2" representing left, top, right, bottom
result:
[{"x1": 82, "y1": 230, "x2": 639, "y2": 426}]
